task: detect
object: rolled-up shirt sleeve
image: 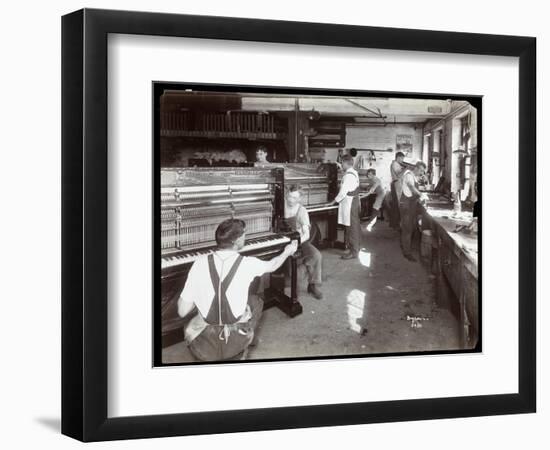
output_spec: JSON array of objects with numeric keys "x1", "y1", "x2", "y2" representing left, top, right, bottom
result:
[
  {"x1": 243, "y1": 256, "x2": 272, "y2": 280},
  {"x1": 178, "y1": 261, "x2": 199, "y2": 317}
]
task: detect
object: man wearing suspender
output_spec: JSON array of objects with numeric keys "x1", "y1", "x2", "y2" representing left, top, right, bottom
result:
[
  {"x1": 333, "y1": 154, "x2": 362, "y2": 259},
  {"x1": 177, "y1": 219, "x2": 298, "y2": 361},
  {"x1": 399, "y1": 161, "x2": 429, "y2": 262},
  {"x1": 389, "y1": 151, "x2": 406, "y2": 229}
]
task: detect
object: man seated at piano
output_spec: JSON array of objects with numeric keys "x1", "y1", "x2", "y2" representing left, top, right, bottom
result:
[
  {"x1": 177, "y1": 218, "x2": 298, "y2": 361},
  {"x1": 282, "y1": 185, "x2": 324, "y2": 300}
]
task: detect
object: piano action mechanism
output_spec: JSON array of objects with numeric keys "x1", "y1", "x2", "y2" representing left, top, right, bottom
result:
[{"x1": 160, "y1": 167, "x2": 302, "y2": 347}]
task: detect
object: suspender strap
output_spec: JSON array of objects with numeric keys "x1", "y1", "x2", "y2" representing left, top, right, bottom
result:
[
  {"x1": 205, "y1": 254, "x2": 244, "y2": 325},
  {"x1": 221, "y1": 255, "x2": 244, "y2": 293},
  {"x1": 207, "y1": 254, "x2": 220, "y2": 291}
]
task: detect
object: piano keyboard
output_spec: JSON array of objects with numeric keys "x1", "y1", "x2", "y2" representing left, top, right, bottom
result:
[
  {"x1": 306, "y1": 204, "x2": 339, "y2": 213},
  {"x1": 162, "y1": 234, "x2": 292, "y2": 269}
]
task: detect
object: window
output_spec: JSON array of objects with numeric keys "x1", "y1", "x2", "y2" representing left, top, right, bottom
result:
[{"x1": 460, "y1": 113, "x2": 471, "y2": 150}]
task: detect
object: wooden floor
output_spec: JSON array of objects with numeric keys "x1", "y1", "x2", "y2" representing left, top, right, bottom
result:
[{"x1": 163, "y1": 220, "x2": 461, "y2": 364}]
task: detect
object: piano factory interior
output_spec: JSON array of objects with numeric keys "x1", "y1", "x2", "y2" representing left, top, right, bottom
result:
[{"x1": 157, "y1": 88, "x2": 480, "y2": 364}]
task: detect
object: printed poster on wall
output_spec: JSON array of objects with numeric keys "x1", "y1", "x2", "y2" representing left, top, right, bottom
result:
[{"x1": 396, "y1": 134, "x2": 413, "y2": 155}]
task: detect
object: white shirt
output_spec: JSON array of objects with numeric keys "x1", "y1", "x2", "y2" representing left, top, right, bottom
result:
[
  {"x1": 335, "y1": 168, "x2": 360, "y2": 203},
  {"x1": 401, "y1": 170, "x2": 417, "y2": 198},
  {"x1": 178, "y1": 250, "x2": 270, "y2": 320},
  {"x1": 390, "y1": 160, "x2": 405, "y2": 181},
  {"x1": 284, "y1": 204, "x2": 311, "y2": 242},
  {"x1": 366, "y1": 176, "x2": 384, "y2": 195}
]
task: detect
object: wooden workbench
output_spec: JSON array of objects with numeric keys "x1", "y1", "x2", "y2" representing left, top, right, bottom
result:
[{"x1": 421, "y1": 196, "x2": 479, "y2": 350}]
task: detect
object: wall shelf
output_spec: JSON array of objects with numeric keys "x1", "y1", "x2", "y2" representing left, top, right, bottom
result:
[{"x1": 160, "y1": 130, "x2": 284, "y2": 140}]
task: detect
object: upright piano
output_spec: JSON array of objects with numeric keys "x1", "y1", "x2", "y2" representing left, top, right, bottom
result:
[
  {"x1": 160, "y1": 167, "x2": 301, "y2": 347},
  {"x1": 281, "y1": 163, "x2": 339, "y2": 246}
]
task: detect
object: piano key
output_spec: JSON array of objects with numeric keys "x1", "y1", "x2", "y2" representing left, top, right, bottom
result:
[
  {"x1": 306, "y1": 204, "x2": 339, "y2": 213},
  {"x1": 161, "y1": 234, "x2": 292, "y2": 269}
]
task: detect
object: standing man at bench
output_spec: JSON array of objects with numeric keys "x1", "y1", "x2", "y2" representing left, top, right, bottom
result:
[
  {"x1": 389, "y1": 151, "x2": 406, "y2": 230},
  {"x1": 399, "y1": 161, "x2": 429, "y2": 262},
  {"x1": 334, "y1": 154, "x2": 362, "y2": 260}
]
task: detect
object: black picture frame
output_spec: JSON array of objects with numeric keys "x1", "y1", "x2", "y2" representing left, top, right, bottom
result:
[{"x1": 61, "y1": 8, "x2": 536, "y2": 442}]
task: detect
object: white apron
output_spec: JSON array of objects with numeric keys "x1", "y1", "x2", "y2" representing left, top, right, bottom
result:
[{"x1": 337, "y1": 169, "x2": 360, "y2": 226}]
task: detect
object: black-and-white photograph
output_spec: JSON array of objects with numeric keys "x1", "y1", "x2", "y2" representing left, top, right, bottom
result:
[{"x1": 154, "y1": 85, "x2": 480, "y2": 365}]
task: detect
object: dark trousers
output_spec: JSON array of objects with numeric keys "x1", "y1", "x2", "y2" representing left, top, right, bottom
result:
[
  {"x1": 300, "y1": 241, "x2": 323, "y2": 285},
  {"x1": 344, "y1": 196, "x2": 361, "y2": 255},
  {"x1": 246, "y1": 295, "x2": 264, "y2": 330},
  {"x1": 399, "y1": 195, "x2": 419, "y2": 257},
  {"x1": 390, "y1": 181, "x2": 401, "y2": 229},
  {"x1": 188, "y1": 295, "x2": 264, "y2": 361}
]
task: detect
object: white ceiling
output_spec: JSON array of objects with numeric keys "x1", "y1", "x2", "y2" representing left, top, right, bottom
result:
[{"x1": 241, "y1": 96, "x2": 463, "y2": 123}]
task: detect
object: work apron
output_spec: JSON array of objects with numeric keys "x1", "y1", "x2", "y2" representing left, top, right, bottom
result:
[
  {"x1": 186, "y1": 254, "x2": 254, "y2": 361},
  {"x1": 338, "y1": 171, "x2": 360, "y2": 226}
]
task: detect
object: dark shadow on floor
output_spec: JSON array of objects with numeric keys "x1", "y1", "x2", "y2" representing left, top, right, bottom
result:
[{"x1": 35, "y1": 417, "x2": 61, "y2": 433}]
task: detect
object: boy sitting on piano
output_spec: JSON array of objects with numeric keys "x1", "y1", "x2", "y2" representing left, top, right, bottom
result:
[
  {"x1": 178, "y1": 218, "x2": 298, "y2": 361},
  {"x1": 282, "y1": 185, "x2": 324, "y2": 300}
]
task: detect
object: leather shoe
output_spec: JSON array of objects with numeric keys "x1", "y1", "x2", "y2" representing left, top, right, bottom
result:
[{"x1": 307, "y1": 284, "x2": 323, "y2": 300}]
